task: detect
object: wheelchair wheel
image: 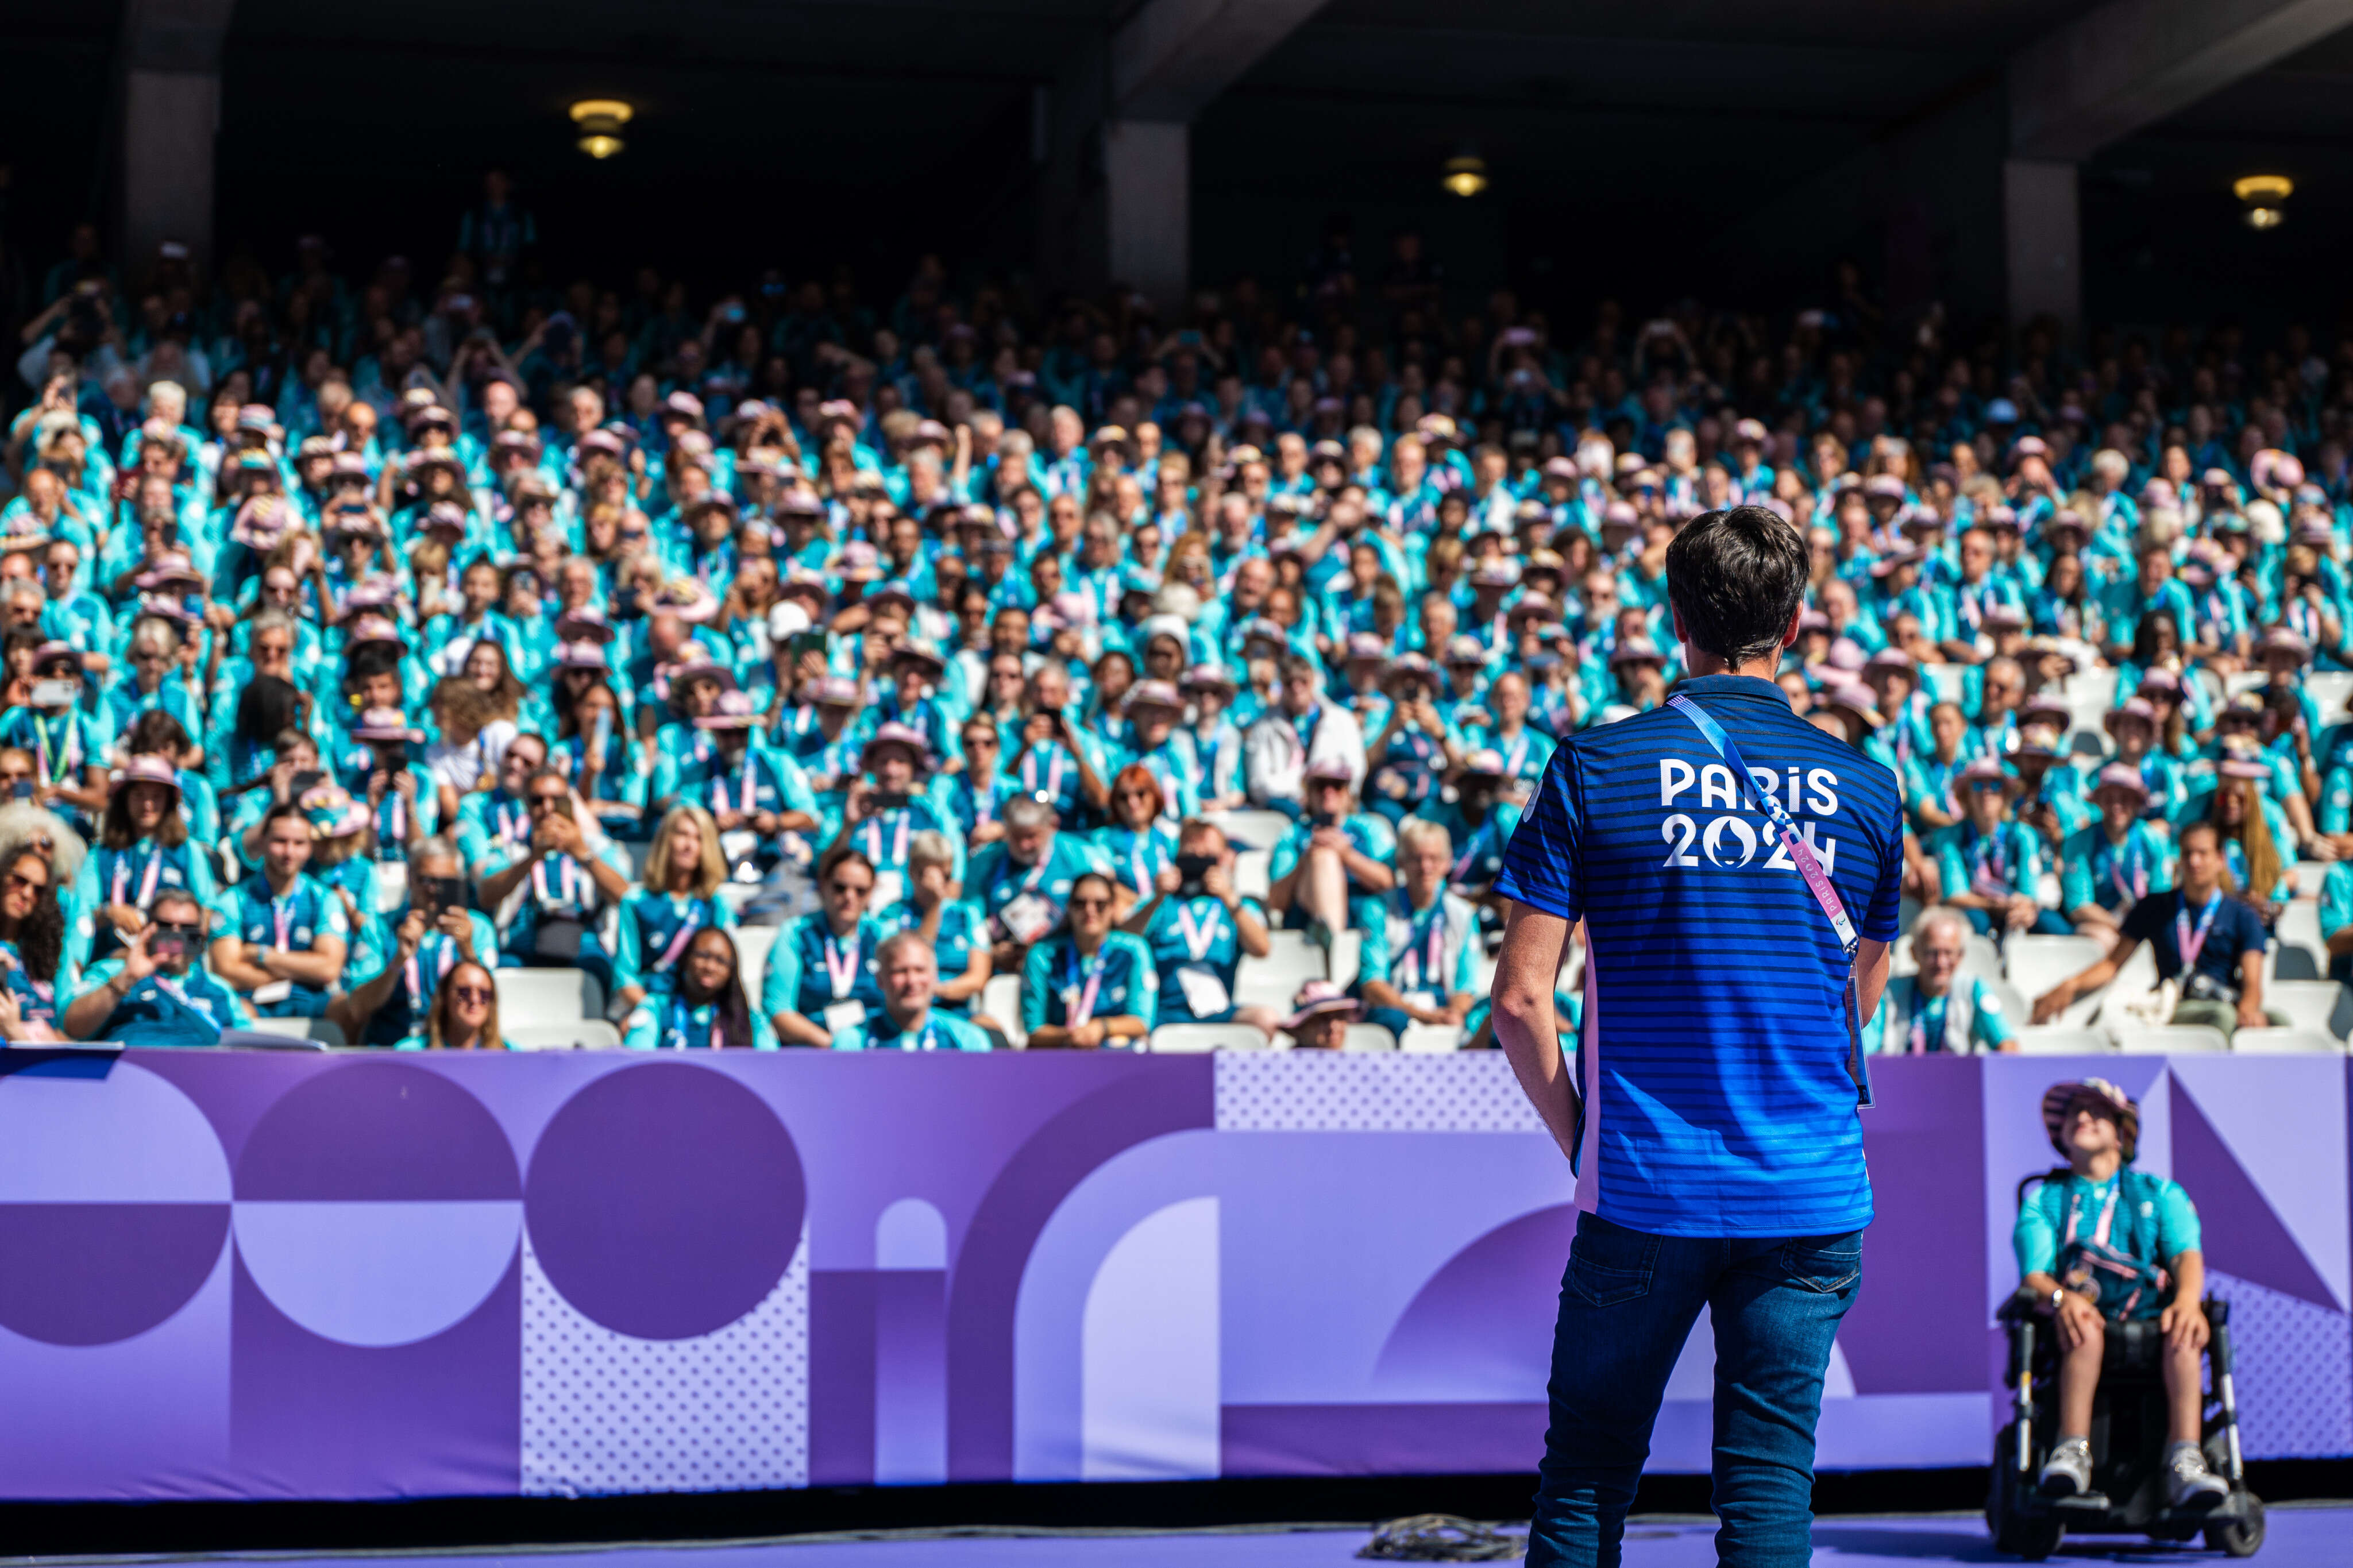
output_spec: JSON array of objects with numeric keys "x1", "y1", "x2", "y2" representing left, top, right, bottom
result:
[
  {"x1": 1986, "y1": 1425, "x2": 2066, "y2": 1561},
  {"x1": 2205, "y1": 1497, "x2": 2264, "y2": 1558}
]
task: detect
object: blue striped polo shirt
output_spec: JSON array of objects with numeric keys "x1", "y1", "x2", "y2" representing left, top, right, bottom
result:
[{"x1": 1496, "y1": 674, "x2": 1904, "y2": 1238}]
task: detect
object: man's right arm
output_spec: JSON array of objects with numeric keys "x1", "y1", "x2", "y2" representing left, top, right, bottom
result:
[{"x1": 1492, "y1": 902, "x2": 1578, "y2": 1165}]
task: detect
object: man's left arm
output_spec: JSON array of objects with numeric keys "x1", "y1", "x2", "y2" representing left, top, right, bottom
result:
[
  {"x1": 2237, "y1": 935, "x2": 2269, "y2": 1031},
  {"x1": 2159, "y1": 1177, "x2": 2209, "y2": 1350}
]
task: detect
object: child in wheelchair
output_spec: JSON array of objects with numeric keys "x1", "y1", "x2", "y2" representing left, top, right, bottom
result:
[{"x1": 2015, "y1": 1076, "x2": 2229, "y2": 1512}]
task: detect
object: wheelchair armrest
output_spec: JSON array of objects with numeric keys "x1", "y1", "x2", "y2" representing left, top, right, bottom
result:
[{"x1": 1996, "y1": 1285, "x2": 2046, "y2": 1325}]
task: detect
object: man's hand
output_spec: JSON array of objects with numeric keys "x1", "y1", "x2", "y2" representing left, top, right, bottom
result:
[
  {"x1": 1203, "y1": 860, "x2": 1238, "y2": 909},
  {"x1": 1153, "y1": 863, "x2": 1183, "y2": 896},
  {"x1": 2237, "y1": 996, "x2": 2268, "y2": 1032},
  {"x1": 536, "y1": 813, "x2": 583, "y2": 859},
  {"x1": 1309, "y1": 825, "x2": 1348, "y2": 852},
  {"x1": 396, "y1": 908, "x2": 427, "y2": 959},
  {"x1": 120, "y1": 926, "x2": 158, "y2": 983},
  {"x1": 437, "y1": 907, "x2": 476, "y2": 960},
  {"x1": 2031, "y1": 983, "x2": 2073, "y2": 1025},
  {"x1": 2160, "y1": 1299, "x2": 2211, "y2": 1354},
  {"x1": 2005, "y1": 894, "x2": 2038, "y2": 930},
  {"x1": 2053, "y1": 1287, "x2": 2103, "y2": 1353}
]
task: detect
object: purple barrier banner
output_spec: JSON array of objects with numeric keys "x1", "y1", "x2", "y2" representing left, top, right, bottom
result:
[{"x1": 0, "y1": 1049, "x2": 2344, "y2": 1501}]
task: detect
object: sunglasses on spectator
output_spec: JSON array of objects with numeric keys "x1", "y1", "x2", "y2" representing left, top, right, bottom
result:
[
  {"x1": 828, "y1": 879, "x2": 874, "y2": 896},
  {"x1": 1068, "y1": 895, "x2": 1112, "y2": 911},
  {"x1": 4, "y1": 870, "x2": 44, "y2": 891},
  {"x1": 449, "y1": 986, "x2": 495, "y2": 1005},
  {"x1": 152, "y1": 921, "x2": 202, "y2": 939}
]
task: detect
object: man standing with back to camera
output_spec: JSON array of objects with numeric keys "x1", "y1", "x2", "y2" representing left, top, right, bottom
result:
[{"x1": 1492, "y1": 506, "x2": 1904, "y2": 1567}]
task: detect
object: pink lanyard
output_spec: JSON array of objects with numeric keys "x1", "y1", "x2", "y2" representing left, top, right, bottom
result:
[
  {"x1": 1405, "y1": 903, "x2": 1444, "y2": 990},
  {"x1": 2110, "y1": 836, "x2": 2147, "y2": 901},
  {"x1": 404, "y1": 933, "x2": 457, "y2": 1006},
  {"x1": 713, "y1": 751, "x2": 758, "y2": 816},
  {"x1": 1063, "y1": 944, "x2": 1106, "y2": 1026},
  {"x1": 532, "y1": 853, "x2": 583, "y2": 910},
  {"x1": 2176, "y1": 891, "x2": 2223, "y2": 970},
  {"x1": 1172, "y1": 902, "x2": 1221, "y2": 961},
  {"x1": 111, "y1": 844, "x2": 164, "y2": 910},
  {"x1": 651, "y1": 899, "x2": 705, "y2": 972},
  {"x1": 1022, "y1": 744, "x2": 1066, "y2": 800},
  {"x1": 269, "y1": 893, "x2": 297, "y2": 951},
  {"x1": 387, "y1": 786, "x2": 409, "y2": 845},
  {"x1": 2063, "y1": 1181, "x2": 2120, "y2": 1248},
  {"x1": 862, "y1": 811, "x2": 909, "y2": 867},
  {"x1": 821, "y1": 930, "x2": 859, "y2": 999}
]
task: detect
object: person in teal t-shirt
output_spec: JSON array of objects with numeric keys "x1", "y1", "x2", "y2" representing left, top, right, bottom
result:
[
  {"x1": 836, "y1": 929, "x2": 993, "y2": 1051},
  {"x1": 2015, "y1": 1076, "x2": 2225, "y2": 1510},
  {"x1": 621, "y1": 926, "x2": 779, "y2": 1050},
  {"x1": 1865, "y1": 907, "x2": 2016, "y2": 1053}
]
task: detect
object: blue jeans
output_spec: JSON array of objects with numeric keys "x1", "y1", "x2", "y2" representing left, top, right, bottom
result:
[{"x1": 1527, "y1": 1212, "x2": 1862, "y2": 1568}]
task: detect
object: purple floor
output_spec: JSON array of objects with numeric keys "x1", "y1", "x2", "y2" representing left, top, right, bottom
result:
[{"x1": 213, "y1": 1505, "x2": 2351, "y2": 1567}]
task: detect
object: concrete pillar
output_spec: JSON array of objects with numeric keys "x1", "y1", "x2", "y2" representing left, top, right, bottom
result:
[
  {"x1": 121, "y1": 66, "x2": 221, "y2": 284},
  {"x1": 1102, "y1": 120, "x2": 1189, "y2": 312},
  {"x1": 2003, "y1": 158, "x2": 2080, "y2": 339}
]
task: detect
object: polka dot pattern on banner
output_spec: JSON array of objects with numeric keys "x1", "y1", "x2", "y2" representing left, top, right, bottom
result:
[
  {"x1": 2205, "y1": 1270, "x2": 2352, "y2": 1458},
  {"x1": 520, "y1": 1229, "x2": 809, "y2": 1496},
  {"x1": 1213, "y1": 1052, "x2": 1544, "y2": 1133}
]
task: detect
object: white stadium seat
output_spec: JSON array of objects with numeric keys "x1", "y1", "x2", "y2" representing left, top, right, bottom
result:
[
  {"x1": 2011, "y1": 1027, "x2": 2111, "y2": 1055},
  {"x1": 1150, "y1": 1023, "x2": 1271, "y2": 1053},
  {"x1": 1342, "y1": 1022, "x2": 1398, "y2": 1052},
  {"x1": 2112, "y1": 1025, "x2": 2229, "y2": 1055},
  {"x1": 2228, "y1": 1028, "x2": 2343, "y2": 1055},
  {"x1": 493, "y1": 967, "x2": 602, "y2": 1022},
  {"x1": 503, "y1": 1020, "x2": 624, "y2": 1051}
]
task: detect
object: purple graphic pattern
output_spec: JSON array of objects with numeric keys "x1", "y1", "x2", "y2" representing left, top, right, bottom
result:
[{"x1": 0, "y1": 1050, "x2": 2343, "y2": 1500}]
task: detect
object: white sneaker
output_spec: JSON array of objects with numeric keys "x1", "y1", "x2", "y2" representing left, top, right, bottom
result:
[
  {"x1": 2038, "y1": 1436, "x2": 2092, "y2": 1497},
  {"x1": 2166, "y1": 1445, "x2": 2229, "y2": 1511}
]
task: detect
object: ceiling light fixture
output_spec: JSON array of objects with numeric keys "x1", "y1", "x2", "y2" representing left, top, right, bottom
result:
[
  {"x1": 570, "y1": 99, "x2": 634, "y2": 160},
  {"x1": 1441, "y1": 153, "x2": 1488, "y2": 199},
  {"x1": 2233, "y1": 173, "x2": 2292, "y2": 230}
]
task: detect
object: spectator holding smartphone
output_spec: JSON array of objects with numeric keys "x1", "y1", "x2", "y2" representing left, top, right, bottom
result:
[
  {"x1": 476, "y1": 767, "x2": 632, "y2": 978},
  {"x1": 334, "y1": 837, "x2": 500, "y2": 1047},
  {"x1": 63, "y1": 887, "x2": 253, "y2": 1044}
]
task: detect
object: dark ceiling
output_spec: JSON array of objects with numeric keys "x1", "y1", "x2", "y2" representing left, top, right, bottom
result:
[{"x1": 1, "y1": 0, "x2": 2348, "y2": 329}]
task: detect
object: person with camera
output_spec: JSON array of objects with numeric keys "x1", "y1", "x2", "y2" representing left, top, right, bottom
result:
[
  {"x1": 331, "y1": 836, "x2": 502, "y2": 1048},
  {"x1": 1122, "y1": 817, "x2": 1274, "y2": 1034},
  {"x1": 1266, "y1": 756, "x2": 1395, "y2": 948},
  {"x1": 2016, "y1": 1077, "x2": 2226, "y2": 1509},
  {"x1": 1, "y1": 642, "x2": 107, "y2": 831},
  {"x1": 831, "y1": 722, "x2": 961, "y2": 896},
  {"x1": 651, "y1": 689, "x2": 817, "y2": 876},
  {"x1": 63, "y1": 887, "x2": 253, "y2": 1045},
  {"x1": 475, "y1": 767, "x2": 633, "y2": 976},
  {"x1": 64, "y1": 754, "x2": 217, "y2": 974},
  {"x1": 2031, "y1": 819, "x2": 2286, "y2": 1037},
  {"x1": 1008, "y1": 664, "x2": 1110, "y2": 828}
]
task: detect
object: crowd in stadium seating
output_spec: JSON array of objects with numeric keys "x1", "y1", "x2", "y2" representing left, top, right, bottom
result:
[{"x1": 5, "y1": 194, "x2": 2353, "y2": 1053}]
